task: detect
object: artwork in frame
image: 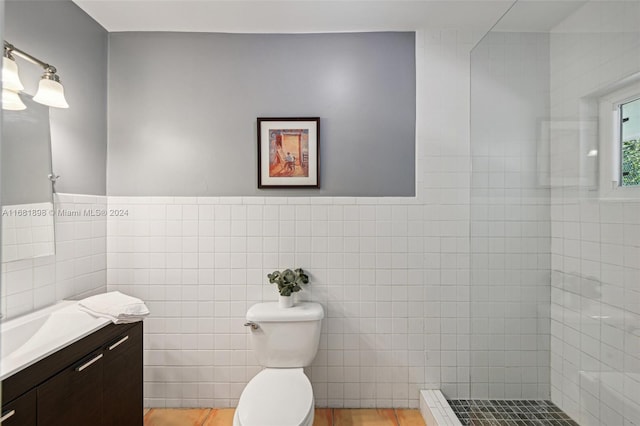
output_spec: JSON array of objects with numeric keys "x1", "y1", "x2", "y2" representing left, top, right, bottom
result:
[{"x1": 257, "y1": 117, "x2": 320, "y2": 188}]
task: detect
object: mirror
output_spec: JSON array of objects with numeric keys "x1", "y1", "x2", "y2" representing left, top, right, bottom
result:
[{"x1": 1, "y1": 94, "x2": 55, "y2": 262}]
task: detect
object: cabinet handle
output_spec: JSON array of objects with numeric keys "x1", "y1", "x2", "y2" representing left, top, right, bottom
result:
[
  {"x1": 75, "y1": 353, "x2": 103, "y2": 372},
  {"x1": 0, "y1": 410, "x2": 16, "y2": 422},
  {"x1": 108, "y1": 335, "x2": 129, "y2": 351}
]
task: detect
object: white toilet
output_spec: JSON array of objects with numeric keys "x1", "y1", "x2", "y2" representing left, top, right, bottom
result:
[{"x1": 233, "y1": 301, "x2": 324, "y2": 426}]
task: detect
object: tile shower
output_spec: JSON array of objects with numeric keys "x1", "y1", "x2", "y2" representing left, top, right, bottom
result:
[
  {"x1": 467, "y1": 1, "x2": 640, "y2": 425},
  {"x1": 449, "y1": 400, "x2": 578, "y2": 426}
]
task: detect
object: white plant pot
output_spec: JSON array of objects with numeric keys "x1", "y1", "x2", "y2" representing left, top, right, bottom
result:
[{"x1": 279, "y1": 294, "x2": 294, "y2": 308}]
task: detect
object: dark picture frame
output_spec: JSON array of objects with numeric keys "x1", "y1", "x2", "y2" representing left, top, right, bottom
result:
[{"x1": 257, "y1": 117, "x2": 320, "y2": 188}]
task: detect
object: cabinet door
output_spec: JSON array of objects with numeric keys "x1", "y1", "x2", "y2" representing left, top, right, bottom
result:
[
  {"x1": 103, "y1": 323, "x2": 143, "y2": 426},
  {"x1": 37, "y1": 350, "x2": 104, "y2": 426},
  {"x1": 1, "y1": 389, "x2": 36, "y2": 426}
]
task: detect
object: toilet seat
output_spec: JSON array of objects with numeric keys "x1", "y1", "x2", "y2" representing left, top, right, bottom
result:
[{"x1": 235, "y1": 368, "x2": 314, "y2": 426}]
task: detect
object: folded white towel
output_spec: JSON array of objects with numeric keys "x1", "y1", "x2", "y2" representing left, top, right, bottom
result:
[
  {"x1": 78, "y1": 306, "x2": 146, "y2": 324},
  {"x1": 78, "y1": 291, "x2": 150, "y2": 321}
]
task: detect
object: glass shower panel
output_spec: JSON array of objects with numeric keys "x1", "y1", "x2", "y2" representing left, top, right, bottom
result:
[
  {"x1": 469, "y1": 1, "x2": 640, "y2": 425},
  {"x1": 470, "y1": 26, "x2": 552, "y2": 401},
  {"x1": 547, "y1": 2, "x2": 640, "y2": 425}
]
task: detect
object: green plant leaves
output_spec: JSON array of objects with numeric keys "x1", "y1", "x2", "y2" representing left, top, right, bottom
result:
[
  {"x1": 283, "y1": 269, "x2": 295, "y2": 282},
  {"x1": 622, "y1": 139, "x2": 640, "y2": 186},
  {"x1": 294, "y1": 268, "x2": 309, "y2": 285},
  {"x1": 267, "y1": 268, "x2": 310, "y2": 296},
  {"x1": 267, "y1": 271, "x2": 281, "y2": 284}
]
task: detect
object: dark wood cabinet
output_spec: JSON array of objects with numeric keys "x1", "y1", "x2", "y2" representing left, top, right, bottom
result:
[
  {"x1": 1, "y1": 322, "x2": 142, "y2": 426},
  {"x1": 38, "y1": 349, "x2": 105, "y2": 426},
  {"x1": 103, "y1": 324, "x2": 143, "y2": 426},
  {"x1": 0, "y1": 389, "x2": 36, "y2": 426}
]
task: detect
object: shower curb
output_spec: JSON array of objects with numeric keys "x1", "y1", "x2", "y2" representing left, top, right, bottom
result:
[{"x1": 419, "y1": 390, "x2": 463, "y2": 426}]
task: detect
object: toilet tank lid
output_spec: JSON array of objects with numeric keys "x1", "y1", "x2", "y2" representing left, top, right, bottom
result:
[{"x1": 246, "y1": 302, "x2": 324, "y2": 322}]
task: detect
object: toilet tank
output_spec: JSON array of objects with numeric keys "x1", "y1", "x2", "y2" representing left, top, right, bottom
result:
[{"x1": 246, "y1": 302, "x2": 324, "y2": 368}]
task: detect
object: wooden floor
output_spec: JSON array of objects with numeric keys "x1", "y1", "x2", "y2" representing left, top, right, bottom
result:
[{"x1": 143, "y1": 408, "x2": 426, "y2": 426}]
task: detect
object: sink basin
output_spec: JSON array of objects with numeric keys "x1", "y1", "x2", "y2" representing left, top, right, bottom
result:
[
  {"x1": 1, "y1": 315, "x2": 48, "y2": 359},
  {"x1": 0, "y1": 301, "x2": 110, "y2": 380}
]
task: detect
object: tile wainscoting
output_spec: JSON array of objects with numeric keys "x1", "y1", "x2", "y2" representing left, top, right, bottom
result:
[
  {"x1": 107, "y1": 196, "x2": 459, "y2": 408},
  {"x1": 1, "y1": 194, "x2": 107, "y2": 319}
]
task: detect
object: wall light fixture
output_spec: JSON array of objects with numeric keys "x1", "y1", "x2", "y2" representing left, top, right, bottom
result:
[{"x1": 2, "y1": 41, "x2": 69, "y2": 110}]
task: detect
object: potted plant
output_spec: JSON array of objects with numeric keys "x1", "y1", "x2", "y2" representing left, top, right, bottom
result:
[{"x1": 267, "y1": 268, "x2": 309, "y2": 308}]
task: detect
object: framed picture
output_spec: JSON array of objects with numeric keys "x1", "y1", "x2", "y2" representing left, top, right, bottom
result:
[{"x1": 257, "y1": 117, "x2": 320, "y2": 188}]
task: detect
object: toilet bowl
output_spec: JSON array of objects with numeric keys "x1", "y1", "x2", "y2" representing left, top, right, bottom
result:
[
  {"x1": 233, "y1": 368, "x2": 314, "y2": 426},
  {"x1": 234, "y1": 302, "x2": 324, "y2": 426}
]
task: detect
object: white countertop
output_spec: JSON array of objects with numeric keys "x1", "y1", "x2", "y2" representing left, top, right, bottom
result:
[{"x1": 0, "y1": 301, "x2": 111, "y2": 381}]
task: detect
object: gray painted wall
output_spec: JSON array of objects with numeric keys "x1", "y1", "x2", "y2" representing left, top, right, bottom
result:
[
  {"x1": 108, "y1": 32, "x2": 415, "y2": 196},
  {"x1": 4, "y1": 0, "x2": 108, "y2": 195},
  {"x1": 1, "y1": 0, "x2": 4, "y2": 207}
]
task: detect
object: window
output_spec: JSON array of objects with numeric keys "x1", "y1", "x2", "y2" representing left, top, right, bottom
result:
[
  {"x1": 621, "y1": 97, "x2": 640, "y2": 186},
  {"x1": 597, "y1": 79, "x2": 640, "y2": 198}
]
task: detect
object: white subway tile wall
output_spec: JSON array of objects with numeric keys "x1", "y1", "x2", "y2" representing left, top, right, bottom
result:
[
  {"x1": 1, "y1": 194, "x2": 107, "y2": 318},
  {"x1": 108, "y1": 197, "x2": 427, "y2": 408},
  {"x1": 104, "y1": 30, "x2": 480, "y2": 408},
  {"x1": 549, "y1": 3, "x2": 640, "y2": 426}
]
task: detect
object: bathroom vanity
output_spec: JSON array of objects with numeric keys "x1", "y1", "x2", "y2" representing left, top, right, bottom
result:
[{"x1": 0, "y1": 305, "x2": 143, "y2": 426}]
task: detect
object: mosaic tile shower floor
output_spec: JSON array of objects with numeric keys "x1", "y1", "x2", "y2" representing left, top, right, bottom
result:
[{"x1": 447, "y1": 400, "x2": 579, "y2": 426}]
